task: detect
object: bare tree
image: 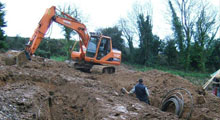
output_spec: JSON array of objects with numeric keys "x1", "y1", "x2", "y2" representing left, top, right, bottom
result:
[
  {"x1": 117, "y1": 0, "x2": 153, "y2": 62},
  {"x1": 168, "y1": 0, "x2": 220, "y2": 71},
  {"x1": 171, "y1": 0, "x2": 198, "y2": 70},
  {"x1": 58, "y1": 5, "x2": 84, "y2": 41},
  {"x1": 118, "y1": 18, "x2": 134, "y2": 55},
  {"x1": 128, "y1": 0, "x2": 153, "y2": 36},
  {"x1": 57, "y1": 5, "x2": 84, "y2": 59},
  {"x1": 193, "y1": 0, "x2": 220, "y2": 71}
]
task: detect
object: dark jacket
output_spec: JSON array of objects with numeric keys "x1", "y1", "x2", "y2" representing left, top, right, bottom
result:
[{"x1": 135, "y1": 83, "x2": 149, "y2": 102}]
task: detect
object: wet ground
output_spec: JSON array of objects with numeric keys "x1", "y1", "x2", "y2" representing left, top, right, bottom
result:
[{"x1": 0, "y1": 51, "x2": 220, "y2": 120}]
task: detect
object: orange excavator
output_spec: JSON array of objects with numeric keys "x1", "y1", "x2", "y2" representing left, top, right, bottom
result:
[{"x1": 24, "y1": 6, "x2": 121, "y2": 73}]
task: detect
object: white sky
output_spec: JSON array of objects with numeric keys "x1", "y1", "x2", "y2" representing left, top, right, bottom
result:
[{"x1": 1, "y1": 0, "x2": 220, "y2": 40}]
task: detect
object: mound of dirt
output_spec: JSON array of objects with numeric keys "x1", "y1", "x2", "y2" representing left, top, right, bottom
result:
[
  {"x1": 0, "y1": 81, "x2": 49, "y2": 119},
  {"x1": 0, "y1": 52, "x2": 220, "y2": 119}
]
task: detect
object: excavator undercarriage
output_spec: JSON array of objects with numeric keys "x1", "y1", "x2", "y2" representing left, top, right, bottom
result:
[{"x1": 73, "y1": 61, "x2": 115, "y2": 74}]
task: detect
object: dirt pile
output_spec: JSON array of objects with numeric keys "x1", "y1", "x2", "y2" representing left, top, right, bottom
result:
[
  {"x1": 0, "y1": 81, "x2": 49, "y2": 119},
  {"x1": 0, "y1": 52, "x2": 220, "y2": 119}
]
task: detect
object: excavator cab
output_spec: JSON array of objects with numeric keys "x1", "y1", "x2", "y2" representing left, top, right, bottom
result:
[
  {"x1": 86, "y1": 33, "x2": 111, "y2": 60},
  {"x1": 96, "y1": 37, "x2": 111, "y2": 60},
  {"x1": 85, "y1": 32, "x2": 121, "y2": 65},
  {"x1": 73, "y1": 32, "x2": 121, "y2": 73}
]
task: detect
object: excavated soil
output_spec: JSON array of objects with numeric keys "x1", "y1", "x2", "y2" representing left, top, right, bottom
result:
[{"x1": 0, "y1": 51, "x2": 220, "y2": 120}]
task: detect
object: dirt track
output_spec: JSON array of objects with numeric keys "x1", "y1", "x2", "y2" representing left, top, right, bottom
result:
[{"x1": 0, "y1": 52, "x2": 220, "y2": 120}]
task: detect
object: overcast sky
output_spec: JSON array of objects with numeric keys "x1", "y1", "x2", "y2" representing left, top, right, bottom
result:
[{"x1": 1, "y1": 0, "x2": 220, "y2": 40}]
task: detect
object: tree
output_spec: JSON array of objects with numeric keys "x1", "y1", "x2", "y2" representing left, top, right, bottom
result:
[
  {"x1": 164, "y1": 38, "x2": 178, "y2": 66},
  {"x1": 137, "y1": 14, "x2": 154, "y2": 65},
  {"x1": 58, "y1": 5, "x2": 83, "y2": 40},
  {"x1": 207, "y1": 39, "x2": 220, "y2": 71},
  {"x1": 0, "y1": 2, "x2": 7, "y2": 50},
  {"x1": 118, "y1": 18, "x2": 134, "y2": 62},
  {"x1": 152, "y1": 35, "x2": 162, "y2": 57},
  {"x1": 168, "y1": 0, "x2": 185, "y2": 67},
  {"x1": 6, "y1": 35, "x2": 28, "y2": 50},
  {"x1": 171, "y1": 0, "x2": 197, "y2": 70},
  {"x1": 192, "y1": 2, "x2": 220, "y2": 72},
  {"x1": 117, "y1": 1, "x2": 154, "y2": 64},
  {"x1": 58, "y1": 5, "x2": 83, "y2": 59}
]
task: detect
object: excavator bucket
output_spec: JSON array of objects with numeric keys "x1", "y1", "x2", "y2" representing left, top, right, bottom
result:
[
  {"x1": 16, "y1": 51, "x2": 30, "y2": 65},
  {"x1": 3, "y1": 50, "x2": 29, "y2": 66}
]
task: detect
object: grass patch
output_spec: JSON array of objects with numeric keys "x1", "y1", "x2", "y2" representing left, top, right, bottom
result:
[
  {"x1": 161, "y1": 68, "x2": 210, "y2": 85},
  {"x1": 50, "y1": 56, "x2": 67, "y2": 62}
]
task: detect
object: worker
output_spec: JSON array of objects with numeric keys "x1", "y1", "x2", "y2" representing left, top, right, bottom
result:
[
  {"x1": 124, "y1": 79, "x2": 150, "y2": 105},
  {"x1": 212, "y1": 77, "x2": 220, "y2": 97}
]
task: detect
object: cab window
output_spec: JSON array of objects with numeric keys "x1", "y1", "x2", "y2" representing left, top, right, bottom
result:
[
  {"x1": 97, "y1": 38, "x2": 111, "y2": 60},
  {"x1": 86, "y1": 36, "x2": 98, "y2": 58}
]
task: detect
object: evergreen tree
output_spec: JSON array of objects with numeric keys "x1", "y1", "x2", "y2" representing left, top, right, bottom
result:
[
  {"x1": 164, "y1": 39, "x2": 178, "y2": 66},
  {"x1": 0, "y1": 2, "x2": 7, "y2": 50},
  {"x1": 168, "y1": 0, "x2": 185, "y2": 67},
  {"x1": 137, "y1": 14, "x2": 154, "y2": 65},
  {"x1": 207, "y1": 39, "x2": 220, "y2": 71}
]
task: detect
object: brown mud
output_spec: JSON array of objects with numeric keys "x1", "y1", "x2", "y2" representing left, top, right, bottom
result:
[{"x1": 0, "y1": 52, "x2": 219, "y2": 120}]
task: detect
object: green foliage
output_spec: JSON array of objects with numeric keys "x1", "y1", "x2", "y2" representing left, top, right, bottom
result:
[
  {"x1": 35, "y1": 49, "x2": 50, "y2": 58},
  {"x1": 50, "y1": 56, "x2": 67, "y2": 62},
  {"x1": 152, "y1": 35, "x2": 162, "y2": 57},
  {"x1": 6, "y1": 36, "x2": 75, "y2": 59},
  {"x1": 35, "y1": 38, "x2": 66, "y2": 58},
  {"x1": 6, "y1": 36, "x2": 28, "y2": 50},
  {"x1": 168, "y1": 0, "x2": 186, "y2": 69},
  {"x1": 4, "y1": 0, "x2": 219, "y2": 76},
  {"x1": 164, "y1": 39, "x2": 178, "y2": 66},
  {"x1": 58, "y1": 5, "x2": 82, "y2": 59},
  {"x1": 136, "y1": 14, "x2": 161, "y2": 66},
  {"x1": 0, "y1": 2, "x2": 7, "y2": 50},
  {"x1": 58, "y1": 5, "x2": 79, "y2": 41},
  {"x1": 118, "y1": 19, "x2": 135, "y2": 63},
  {"x1": 129, "y1": 63, "x2": 209, "y2": 85},
  {"x1": 164, "y1": 0, "x2": 219, "y2": 72},
  {"x1": 191, "y1": 7, "x2": 218, "y2": 72},
  {"x1": 168, "y1": 1, "x2": 185, "y2": 53},
  {"x1": 206, "y1": 39, "x2": 220, "y2": 71}
]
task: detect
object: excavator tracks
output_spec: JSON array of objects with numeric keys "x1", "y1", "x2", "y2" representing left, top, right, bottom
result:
[
  {"x1": 73, "y1": 62, "x2": 92, "y2": 73},
  {"x1": 73, "y1": 61, "x2": 115, "y2": 74},
  {"x1": 90, "y1": 65, "x2": 115, "y2": 74},
  {"x1": 102, "y1": 66, "x2": 115, "y2": 74}
]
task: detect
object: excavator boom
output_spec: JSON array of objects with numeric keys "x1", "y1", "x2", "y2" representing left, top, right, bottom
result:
[
  {"x1": 26, "y1": 6, "x2": 89, "y2": 58},
  {"x1": 22, "y1": 6, "x2": 121, "y2": 74}
]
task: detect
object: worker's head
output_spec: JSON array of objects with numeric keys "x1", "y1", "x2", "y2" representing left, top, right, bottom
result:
[{"x1": 138, "y1": 79, "x2": 143, "y2": 83}]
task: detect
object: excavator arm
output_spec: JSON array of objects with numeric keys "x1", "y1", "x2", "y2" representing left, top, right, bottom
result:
[
  {"x1": 20, "y1": 6, "x2": 121, "y2": 74},
  {"x1": 25, "y1": 6, "x2": 89, "y2": 58}
]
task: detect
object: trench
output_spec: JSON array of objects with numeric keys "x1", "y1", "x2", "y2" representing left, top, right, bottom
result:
[
  {"x1": 43, "y1": 84, "x2": 99, "y2": 120},
  {"x1": 0, "y1": 71, "x2": 98, "y2": 119},
  {"x1": 48, "y1": 91, "x2": 54, "y2": 120}
]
